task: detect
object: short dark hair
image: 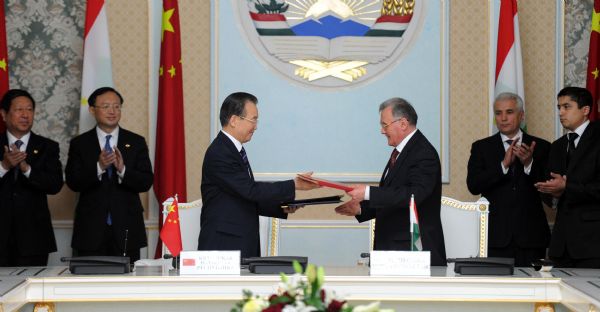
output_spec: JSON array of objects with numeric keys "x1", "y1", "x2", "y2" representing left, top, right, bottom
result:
[
  {"x1": 379, "y1": 97, "x2": 418, "y2": 126},
  {"x1": 219, "y1": 92, "x2": 258, "y2": 126},
  {"x1": 1, "y1": 89, "x2": 36, "y2": 112},
  {"x1": 557, "y1": 87, "x2": 592, "y2": 110},
  {"x1": 88, "y1": 87, "x2": 123, "y2": 107}
]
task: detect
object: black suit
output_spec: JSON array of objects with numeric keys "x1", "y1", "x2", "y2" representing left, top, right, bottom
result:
[
  {"x1": 198, "y1": 131, "x2": 294, "y2": 258},
  {"x1": 547, "y1": 121, "x2": 600, "y2": 266},
  {"x1": 356, "y1": 130, "x2": 446, "y2": 266},
  {"x1": 0, "y1": 132, "x2": 63, "y2": 266},
  {"x1": 66, "y1": 128, "x2": 153, "y2": 260},
  {"x1": 467, "y1": 131, "x2": 551, "y2": 266}
]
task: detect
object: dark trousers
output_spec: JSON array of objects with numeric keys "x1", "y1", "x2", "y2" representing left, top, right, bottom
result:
[
  {"x1": 0, "y1": 224, "x2": 50, "y2": 267},
  {"x1": 0, "y1": 252, "x2": 48, "y2": 267},
  {"x1": 76, "y1": 225, "x2": 140, "y2": 264},
  {"x1": 551, "y1": 249, "x2": 600, "y2": 268},
  {"x1": 489, "y1": 240, "x2": 546, "y2": 267}
]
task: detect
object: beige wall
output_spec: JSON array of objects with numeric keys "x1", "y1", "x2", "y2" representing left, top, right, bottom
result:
[{"x1": 50, "y1": 0, "x2": 559, "y2": 221}]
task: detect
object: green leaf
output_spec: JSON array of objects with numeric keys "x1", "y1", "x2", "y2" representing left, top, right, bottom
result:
[
  {"x1": 316, "y1": 266, "x2": 325, "y2": 290},
  {"x1": 292, "y1": 260, "x2": 303, "y2": 274}
]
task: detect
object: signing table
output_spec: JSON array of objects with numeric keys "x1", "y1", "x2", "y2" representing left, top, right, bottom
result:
[{"x1": 1, "y1": 266, "x2": 600, "y2": 312}]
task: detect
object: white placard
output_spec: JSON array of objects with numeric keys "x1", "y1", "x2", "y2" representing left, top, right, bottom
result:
[
  {"x1": 179, "y1": 251, "x2": 241, "y2": 275},
  {"x1": 370, "y1": 250, "x2": 431, "y2": 276}
]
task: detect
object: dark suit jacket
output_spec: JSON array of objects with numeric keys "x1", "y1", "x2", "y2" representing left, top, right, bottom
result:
[
  {"x1": 467, "y1": 131, "x2": 551, "y2": 249},
  {"x1": 356, "y1": 130, "x2": 446, "y2": 266},
  {"x1": 547, "y1": 121, "x2": 600, "y2": 259},
  {"x1": 66, "y1": 128, "x2": 153, "y2": 252},
  {"x1": 0, "y1": 132, "x2": 63, "y2": 257},
  {"x1": 198, "y1": 131, "x2": 294, "y2": 258}
]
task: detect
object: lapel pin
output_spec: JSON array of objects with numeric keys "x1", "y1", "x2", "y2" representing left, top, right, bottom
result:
[
  {"x1": 33, "y1": 150, "x2": 38, "y2": 154},
  {"x1": 125, "y1": 144, "x2": 131, "y2": 148}
]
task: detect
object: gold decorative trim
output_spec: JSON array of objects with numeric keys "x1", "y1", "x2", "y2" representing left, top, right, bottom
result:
[
  {"x1": 441, "y1": 196, "x2": 489, "y2": 257},
  {"x1": 534, "y1": 302, "x2": 555, "y2": 312},
  {"x1": 33, "y1": 302, "x2": 55, "y2": 312},
  {"x1": 269, "y1": 218, "x2": 279, "y2": 256}
]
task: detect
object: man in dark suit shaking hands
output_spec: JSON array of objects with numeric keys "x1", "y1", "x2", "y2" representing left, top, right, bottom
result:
[
  {"x1": 66, "y1": 87, "x2": 153, "y2": 263},
  {"x1": 198, "y1": 92, "x2": 318, "y2": 258},
  {"x1": 335, "y1": 98, "x2": 446, "y2": 266},
  {"x1": 467, "y1": 92, "x2": 550, "y2": 267},
  {"x1": 0, "y1": 89, "x2": 63, "y2": 266},
  {"x1": 536, "y1": 87, "x2": 600, "y2": 268}
]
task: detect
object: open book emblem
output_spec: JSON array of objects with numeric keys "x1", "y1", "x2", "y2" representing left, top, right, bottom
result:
[{"x1": 235, "y1": 0, "x2": 422, "y2": 88}]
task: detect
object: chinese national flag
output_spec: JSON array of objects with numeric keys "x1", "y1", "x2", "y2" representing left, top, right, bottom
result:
[
  {"x1": 160, "y1": 197, "x2": 183, "y2": 257},
  {"x1": 154, "y1": 0, "x2": 187, "y2": 258},
  {"x1": 586, "y1": 0, "x2": 600, "y2": 121},
  {"x1": 0, "y1": 0, "x2": 10, "y2": 132}
]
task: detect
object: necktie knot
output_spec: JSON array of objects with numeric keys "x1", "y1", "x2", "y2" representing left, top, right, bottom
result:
[
  {"x1": 14, "y1": 140, "x2": 23, "y2": 149},
  {"x1": 567, "y1": 133, "x2": 579, "y2": 148},
  {"x1": 566, "y1": 132, "x2": 579, "y2": 167},
  {"x1": 505, "y1": 139, "x2": 513, "y2": 145},
  {"x1": 390, "y1": 149, "x2": 400, "y2": 168},
  {"x1": 104, "y1": 135, "x2": 113, "y2": 152}
]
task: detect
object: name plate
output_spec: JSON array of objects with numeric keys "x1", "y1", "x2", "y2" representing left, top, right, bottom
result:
[
  {"x1": 179, "y1": 251, "x2": 241, "y2": 275},
  {"x1": 370, "y1": 251, "x2": 431, "y2": 276}
]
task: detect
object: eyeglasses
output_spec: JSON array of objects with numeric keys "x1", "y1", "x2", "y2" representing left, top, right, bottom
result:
[
  {"x1": 95, "y1": 104, "x2": 122, "y2": 111},
  {"x1": 238, "y1": 115, "x2": 258, "y2": 124},
  {"x1": 380, "y1": 118, "x2": 403, "y2": 129}
]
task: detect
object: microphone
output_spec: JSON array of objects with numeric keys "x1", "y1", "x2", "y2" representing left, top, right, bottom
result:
[
  {"x1": 163, "y1": 254, "x2": 174, "y2": 259},
  {"x1": 360, "y1": 253, "x2": 370, "y2": 258},
  {"x1": 123, "y1": 229, "x2": 129, "y2": 257}
]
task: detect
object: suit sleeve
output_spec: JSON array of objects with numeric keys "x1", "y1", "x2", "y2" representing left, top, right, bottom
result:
[
  {"x1": 529, "y1": 139, "x2": 551, "y2": 183},
  {"x1": 205, "y1": 148, "x2": 295, "y2": 203},
  {"x1": 26, "y1": 140, "x2": 63, "y2": 194},
  {"x1": 466, "y1": 141, "x2": 505, "y2": 195},
  {"x1": 65, "y1": 138, "x2": 102, "y2": 192},
  {"x1": 368, "y1": 146, "x2": 439, "y2": 213},
  {"x1": 565, "y1": 152, "x2": 600, "y2": 204},
  {"x1": 356, "y1": 200, "x2": 376, "y2": 223},
  {"x1": 258, "y1": 200, "x2": 288, "y2": 218},
  {"x1": 120, "y1": 138, "x2": 153, "y2": 192}
]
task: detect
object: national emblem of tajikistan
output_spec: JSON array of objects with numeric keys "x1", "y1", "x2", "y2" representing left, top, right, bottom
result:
[{"x1": 235, "y1": 0, "x2": 422, "y2": 88}]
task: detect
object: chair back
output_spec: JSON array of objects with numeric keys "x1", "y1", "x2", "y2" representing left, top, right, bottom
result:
[
  {"x1": 161, "y1": 198, "x2": 202, "y2": 253},
  {"x1": 440, "y1": 196, "x2": 489, "y2": 258}
]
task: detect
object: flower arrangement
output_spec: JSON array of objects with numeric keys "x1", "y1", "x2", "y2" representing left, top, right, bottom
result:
[{"x1": 232, "y1": 261, "x2": 393, "y2": 312}]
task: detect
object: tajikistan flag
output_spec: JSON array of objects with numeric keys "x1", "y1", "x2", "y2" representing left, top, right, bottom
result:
[
  {"x1": 80, "y1": 0, "x2": 113, "y2": 133},
  {"x1": 410, "y1": 194, "x2": 422, "y2": 251}
]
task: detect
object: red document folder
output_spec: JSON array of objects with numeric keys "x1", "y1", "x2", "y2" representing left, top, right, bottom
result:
[{"x1": 297, "y1": 174, "x2": 353, "y2": 192}]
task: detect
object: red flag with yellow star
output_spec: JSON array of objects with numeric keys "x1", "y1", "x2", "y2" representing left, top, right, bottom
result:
[
  {"x1": 586, "y1": 0, "x2": 600, "y2": 121},
  {"x1": 160, "y1": 197, "x2": 183, "y2": 257},
  {"x1": 0, "y1": 0, "x2": 10, "y2": 132},
  {"x1": 154, "y1": 0, "x2": 187, "y2": 258}
]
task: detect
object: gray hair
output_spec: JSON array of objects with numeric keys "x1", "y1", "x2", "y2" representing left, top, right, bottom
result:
[
  {"x1": 494, "y1": 92, "x2": 524, "y2": 112},
  {"x1": 379, "y1": 97, "x2": 418, "y2": 126}
]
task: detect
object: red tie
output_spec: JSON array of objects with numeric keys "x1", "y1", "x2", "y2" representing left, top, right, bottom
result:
[{"x1": 389, "y1": 149, "x2": 400, "y2": 168}]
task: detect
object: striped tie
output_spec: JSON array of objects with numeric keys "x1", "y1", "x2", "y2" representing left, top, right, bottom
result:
[{"x1": 13, "y1": 140, "x2": 23, "y2": 181}]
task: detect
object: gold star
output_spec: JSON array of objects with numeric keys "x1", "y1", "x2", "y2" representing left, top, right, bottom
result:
[
  {"x1": 593, "y1": 68, "x2": 599, "y2": 80},
  {"x1": 168, "y1": 204, "x2": 175, "y2": 213},
  {"x1": 162, "y1": 8, "x2": 175, "y2": 41},
  {"x1": 0, "y1": 58, "x2": 6, "y2": 71},
  {"x1": 159, "y1": 66, "x2": 163, "y2": 76},
  {"x1": 593, "y1": 9, "x2": 600, "y2": 33},
  {"x1": 173, "y1": 220, "x2": 178, "y2": 224},
  {"x1": 168, "y1": 65, "x2": 176, "y2": 78}
]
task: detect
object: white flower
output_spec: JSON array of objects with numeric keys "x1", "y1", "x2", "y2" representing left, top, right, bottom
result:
[{"x1": 284, "y1": 301, "x2": 318, "y2": 312}]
